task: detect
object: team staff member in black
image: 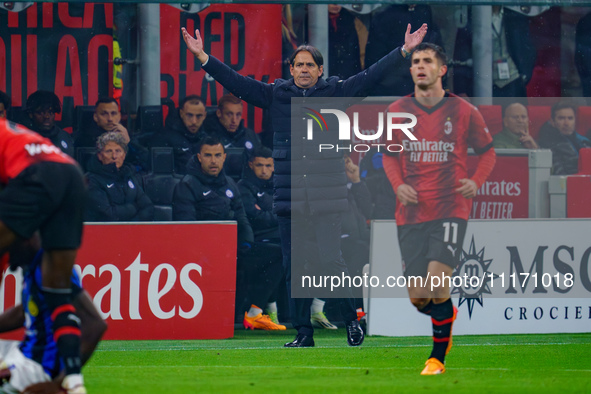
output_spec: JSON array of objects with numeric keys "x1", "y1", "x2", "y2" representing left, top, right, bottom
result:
[
  {"x1": 85, "y1": 132, "x2": 154, "y2": 222},
  {"x1": 182, "y1": 23, "x2": 428, "y2": 347},
  {"x1": 238, "y1": 147, "x2": 285, "y2": 328},
  {"x1": 25, "y1": 90, "x2": 75, "y2": 157},
  {"x1": 172, "y1": 135, "x2": 252, "y2": 241},
  {"x1": 173, "y1": 136, "x2": 285, "y2": 330}
]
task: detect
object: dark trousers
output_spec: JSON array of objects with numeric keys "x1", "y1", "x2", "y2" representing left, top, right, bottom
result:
[
  {"x1": 279, "y1": 213, "x2": 357, "y2": 336},
  {"x1": 236, "y1": 241, "x2": 284, "y2": 314}
]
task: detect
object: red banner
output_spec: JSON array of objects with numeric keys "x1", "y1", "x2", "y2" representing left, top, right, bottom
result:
[
  {"x1": 468, "y1": 155, "x2": 529, "y2": 219},
  {"x1": 160, "y1": 4, "x2": 282, "y2": 131},
  {"x1": 0, "y1": 3, "x2": 113, "y2": 130},
  {"x1": 1, "y1": 223, "x2": 238, "y2": 340}
]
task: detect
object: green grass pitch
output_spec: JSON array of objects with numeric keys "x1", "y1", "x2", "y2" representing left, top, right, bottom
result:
[{"x1": 84, "y1": 330, "x2": 590, "y2": 393}]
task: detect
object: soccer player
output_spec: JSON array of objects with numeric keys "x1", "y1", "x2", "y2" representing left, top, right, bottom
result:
[
  {"x1": 383, "y1": 43, "x2": 496, "y2": 375},
  {"x1": 0, "y1": 248, "x2": 106, "y2": 393},
  {"x1": 0, "y1": 118, "x2": 88, "y2": 393}
]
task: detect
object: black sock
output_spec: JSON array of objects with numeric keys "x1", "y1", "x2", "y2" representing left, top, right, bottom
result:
[
  {"x1": 43, "y1": 288, "x2": 82, "y2": 375},
  {"x1": 429, "y1": 298, "x2": 454, "y2": 363},
  {"x1": 418, "y1": 300, "x2": 433, "y2": 316}
]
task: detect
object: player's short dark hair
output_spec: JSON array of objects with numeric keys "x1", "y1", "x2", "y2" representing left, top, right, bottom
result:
[
  {"x1": 96, "y1": 131, "x2": 128, "y2": 154},
  {"x1": 180, "y1": 94, "x2": 204, "y2": 109},
  {"x1": 250, "y1": 146, "x2": 273, "y2": 161},
  {"x1": 289, "y1": 45, "x2": 324, "y2": 68},
  {"x1": 198, "y1": 135, "x2": 224, "y2": 153},
  {"x1": 0, "y1": 91, "x2": 11, "y2": 110},
  {"x1": 26, "y1": 90, "x2": 61, "y2": 114},
  {"x1": 95, "y1": 97, "x2": 119, "y2": 110},
  {"x1": 218, "y1": 94, "x2": 242, "y2": 111},
  {"x1": 551, "y1": 100, "x2": 577, "y2": 120},
  {"x1": 412, "y1": 43, "x2": 448, "y2": 66}
]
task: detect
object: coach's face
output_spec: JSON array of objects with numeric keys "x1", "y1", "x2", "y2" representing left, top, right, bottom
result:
[{"x1": 290, "y1": 51, "x2": 323, "y2": 89}]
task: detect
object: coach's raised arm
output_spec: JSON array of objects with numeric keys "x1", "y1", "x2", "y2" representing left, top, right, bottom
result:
[{"x1": 182, "y1": 23, "x2": 428, "y2": 65}]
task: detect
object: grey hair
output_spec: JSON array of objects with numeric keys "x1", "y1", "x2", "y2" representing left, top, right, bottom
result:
[{"x1": 96, "y1": 131, "x2": 128, "y2": 154}]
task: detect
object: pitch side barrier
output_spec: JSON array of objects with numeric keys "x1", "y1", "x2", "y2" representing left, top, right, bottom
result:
[
  {"x1": 0, "y1": 222, "x2": 238, "y2": 340},
  {"x1": 367, "y1": 219, "x2": 591, "y2": 336},
  {"x1": 467, "y1": 149, "x2": 551, "y2": 219}
]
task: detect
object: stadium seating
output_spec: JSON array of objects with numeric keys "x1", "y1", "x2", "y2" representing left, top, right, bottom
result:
[
  {"x1": 74, "y1": 105, "x2": 96, "y2": 136},
  {"x1": 525, "y1": 105, "x2": 551, "y2": 140},
  {"x1": 136, "y1": 105, "x2": 164, "y2": 135},
  {"x1": 224, "y1": 147, "x2": 246, "y2": 181},
  {"x1": 567, "y1": 175, "x2": 591, "y2": 218},
  {"x1": 477, "y1": 105, "x2": 502, "y2": 135},
  {"x1": 577, "y1": 106, "x2": 591, "y2": 136},
  {"x1": 7, "y1": 106, "x2": 29, "y2": 126},
  {"x1": 76, "y1": 147, "x2": 96, "y2": 172},
  {"x1": 578, "y1": 147, "x2": 591, "y2": 175},
  {"x1": 142, "y1": 147, "x2": 181, "y2": 221}
]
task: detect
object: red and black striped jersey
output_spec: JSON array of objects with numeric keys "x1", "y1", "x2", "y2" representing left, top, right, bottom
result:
[
  {"x1": 0, "y1": 118, "x2": 75, "y2": 184},
  {"x1": 385, "y1": 93, "x2": 493, "y2": 225}
]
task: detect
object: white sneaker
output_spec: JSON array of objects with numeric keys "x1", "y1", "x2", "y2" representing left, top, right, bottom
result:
[
  {"x1": 311, "y1": 312, "x2": 338, "y2": 329},
  {"x1": 63, "y1": 374, "x2": 87, "y2": 394}
]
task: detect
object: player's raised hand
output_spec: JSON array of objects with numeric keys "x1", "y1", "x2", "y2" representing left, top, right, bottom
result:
[
  {"x1": 181, "y1": 27, "x2": 209, "y2": 64},
  {"x1": 396, "y1": 184, "x2": 419, "y2": 206},
  {"x1": 404, "y1": 23, "x2": 428, "y2": 52},
  {"x1": 455, "y1": 178, "x2": 478, "y2": 199}
]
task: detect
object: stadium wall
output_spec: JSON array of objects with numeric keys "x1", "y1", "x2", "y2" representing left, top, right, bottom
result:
[
  {"x1": 368, "y1": 220, "x2": 591, "y2": 336},
  {"x1": 0, "y1": 222, "x2": 237, "y2": 340}
]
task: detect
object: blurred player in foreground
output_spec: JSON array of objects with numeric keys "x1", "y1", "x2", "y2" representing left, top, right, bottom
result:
[
  {"x1": 0, "y1": 248, "x2": 106, "y2": 393},
  {"x1": 0, "y1": 118, "x2": 88, "y2": 393},
  {"x1": 383, "y1": 43, "x2": 496, "y2": 375}
]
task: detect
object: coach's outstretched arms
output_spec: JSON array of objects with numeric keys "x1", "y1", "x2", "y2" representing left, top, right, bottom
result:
[
  {"x1": 183, "y1": 23, "x2": 429, "y2": 63},
  {"x1": 182, "y1": 28, "x2": 210, "y2": 64}
]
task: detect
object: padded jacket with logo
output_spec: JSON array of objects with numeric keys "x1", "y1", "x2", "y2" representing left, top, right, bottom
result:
[
  {"x1": 237, "y1": 167, "x2": 279, "y2": 241},
  {"x1": 85, "y1": 156, "x2": 154, "y2": 221},
  {"x1": 148, "y1": 111, "x2": 206, "y2": 174},
  {"x1": 202, "y1": 48, "x2": 406, "y2": 217},
  {"x1": 172, "y1": 156, "x2": 254, "y2": 245}
]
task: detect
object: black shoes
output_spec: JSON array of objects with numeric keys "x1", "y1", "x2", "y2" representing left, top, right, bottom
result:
[
  {"x1": 346, "y1": 320, "x2": 364, "y2": 346},
  {"x1": 284, "y1": 321, "x2": 364, "y2": 347},
  {"x1": 284, "y1": 334, "x2": 315, "y2": 347}
]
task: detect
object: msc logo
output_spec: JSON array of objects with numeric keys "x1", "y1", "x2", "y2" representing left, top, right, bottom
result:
[
  {"x1": 452, "y1": 236, "x2": 497, "y2": 319},
  {"x1": 304, "y1": 108, "x2": 418, "y2": 153}
]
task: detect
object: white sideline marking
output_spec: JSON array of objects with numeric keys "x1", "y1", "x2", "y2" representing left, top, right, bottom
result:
[
  {"x1": 89, "y1": 365, "x2": 514, "y2": 371},
  {"x1": 96, "y1": 341, "x2": 589, "y2": 352}
]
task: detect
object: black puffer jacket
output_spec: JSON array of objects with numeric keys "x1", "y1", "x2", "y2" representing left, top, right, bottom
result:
[
  {"x1": 85, "y1": 156, "x2": 154, "y2": 221},
  {"x1": 202, "y1": 48, "x2": 406, "y2": 217},
  {"x1": 33, "y1": 125, "x2": 75, "y2": 157},
  {"x1": 172, "y1": 156, "x2": 254, "y2": 245},
  {"x1": 148, "y1": 111, "x2": 206, "y2": 174},
  {"x1": 202, "y1": 115, "x2": 261, "y2": 177},
  {"x1": 75, "y1": 123, "x2": 150, "y2": 173},
  {"x1": 538, "y1": 122, "x2": 591, "y2": 175},
  {"x1": 237, "y1": 167, "x2": 278, "y2": 241}
]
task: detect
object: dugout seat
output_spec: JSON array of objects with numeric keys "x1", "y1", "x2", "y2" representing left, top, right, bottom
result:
[
  {"x1": 577, "y1": 106, "x2": 591, "y2": 136},
  {"x1": 477, "y1": 105, "x2": 502, "y2": 135},
  {"x1": 142, "y1": 147, "x2": 181, "y2": 221},
  {"x1": 525, "y1": 105, "x2": 551, "y2": 140},
  {"x1": 74, "y1": 105, "x2": 96, "y2": 136},
  {"x1": 136, "y1": 105, "x2": 164, "y2": 135},
  {"x1": 224, "y1": 147, "x2": 246, "y2": 181},
  {"x1": 76, "y1": 147, "x2": 96, "y2": 172}
]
